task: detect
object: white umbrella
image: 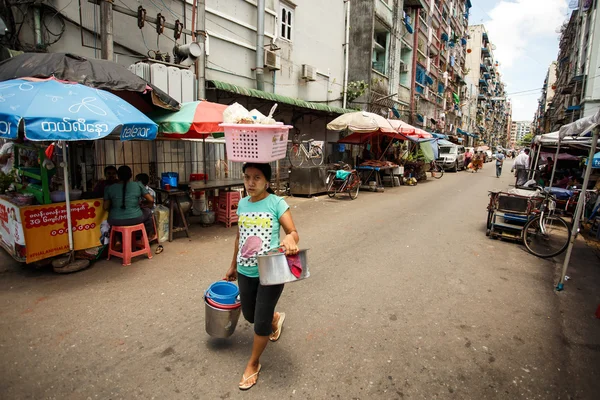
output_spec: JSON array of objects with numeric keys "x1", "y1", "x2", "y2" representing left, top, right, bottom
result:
[
  {"x1": 327, "y1": 111, "x2": 396, "y2": 133},
  {"x1": 556, "y1": 109, "x2": 600, "y2": 290}
]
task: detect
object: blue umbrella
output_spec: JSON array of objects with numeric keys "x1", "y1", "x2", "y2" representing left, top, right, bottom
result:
[{"x1": 0, "y1": 78, "x2": 157, "y2": 141}]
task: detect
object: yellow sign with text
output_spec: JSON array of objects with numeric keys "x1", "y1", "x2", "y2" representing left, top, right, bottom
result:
[{"x1": 19, "y1": 199, "x2": 108, "y2": 263}]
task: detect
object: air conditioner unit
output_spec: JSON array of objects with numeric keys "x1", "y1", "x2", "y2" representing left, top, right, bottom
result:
[
  {"x1": 399, "y1": 63, "x2": 409, "y2": 73},
  {"x1": 301, "y1": 64, "x2": 317, "y2": 81},
  {"x1": 264, "y1": 49, "x2": 281, "y2": 70}
]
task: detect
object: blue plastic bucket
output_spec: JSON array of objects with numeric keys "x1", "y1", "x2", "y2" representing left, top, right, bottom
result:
[{"x1": 206, "y1": 281, "x2": 239, "y2": 305}]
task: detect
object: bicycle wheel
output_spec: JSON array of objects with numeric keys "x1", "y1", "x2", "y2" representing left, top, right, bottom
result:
[
  {"x1": 523, "y1": 215, "x2": 571, "y2": 258},
  {"x1": 289, "y1": 145, "x2": 304, "y2": 167},
  {"x1": 326, "y1": 174, "x2": 337, "y2": 198},
  {"x1": 310, "y1": 146, "x2": 324, "y2": 166},
  {"x1": 348, "y1": 173, "x2": 360, "y2": 200},
  {"x1": 432, "y1": 164, "x2": 444, "y2": 179}
]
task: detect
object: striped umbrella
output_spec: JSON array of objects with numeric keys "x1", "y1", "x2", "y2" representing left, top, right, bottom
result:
[{"x1": 151, "y1": 100, "x2": 228, "y2": 139}]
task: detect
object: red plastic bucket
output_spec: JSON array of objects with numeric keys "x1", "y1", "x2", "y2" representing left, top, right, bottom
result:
[{"x1": 205, "y1": 295, "x2": 241, "y2": 310}]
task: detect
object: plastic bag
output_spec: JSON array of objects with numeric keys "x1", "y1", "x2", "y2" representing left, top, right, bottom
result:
[
  {"x1": 222, "y1": 102, "x2": 253, "y2": 124},
  {"x1": 155, "y1": 205, "x2": 170, "y2": 243}
]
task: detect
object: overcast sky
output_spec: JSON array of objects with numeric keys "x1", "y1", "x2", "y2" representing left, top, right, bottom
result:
[{"x1": 469, "y1": 0, "x2": 572, "y2": 122}]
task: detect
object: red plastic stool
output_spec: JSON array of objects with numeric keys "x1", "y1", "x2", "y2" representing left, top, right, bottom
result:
[{"x1": 107, "y1": 223, "x2": 153, "y2": 266}]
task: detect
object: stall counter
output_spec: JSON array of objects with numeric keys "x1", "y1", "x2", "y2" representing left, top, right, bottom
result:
[{"x1": 0, "y1": 196, "x2": 107, "y2": 264}]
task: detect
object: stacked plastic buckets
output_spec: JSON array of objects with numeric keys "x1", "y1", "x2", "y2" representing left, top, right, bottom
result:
[{"x1": 204, "y1": 281, "x2": 242, "y2": 338}]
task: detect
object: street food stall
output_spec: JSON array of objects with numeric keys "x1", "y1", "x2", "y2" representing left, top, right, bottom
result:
[
  {"x1": 0, "y1": 78, "x2": 158, "y2": 268},
  {"x1": 329, "y1": 112, "x2": 408, "y2": 191}
]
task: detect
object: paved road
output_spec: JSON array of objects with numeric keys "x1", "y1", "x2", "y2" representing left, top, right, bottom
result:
[{"x1": 0, "y1": 165, "x2": 597, "y2": 399}]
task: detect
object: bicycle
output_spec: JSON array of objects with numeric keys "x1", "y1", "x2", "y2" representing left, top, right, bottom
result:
[
  {"x1": 289, "y1": 138, "x2": 324, "y2": 167},
  {"x1": 326, "y1": 162, "x2": 361, "y2": 200},
  {"x1": 522, "y1": 188, "x2": 571, "y2": 258},
  {"x1": 429, "y1": 160, "x2": 444, "y2": 179}
]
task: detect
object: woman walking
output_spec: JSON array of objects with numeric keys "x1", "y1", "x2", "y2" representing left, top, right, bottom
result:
[{"x1": 225, "y1": 163, "x2": 299, "y2": 390}]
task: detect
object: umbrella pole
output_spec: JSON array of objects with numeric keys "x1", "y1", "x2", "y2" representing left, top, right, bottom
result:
[
  {"x1": 531, "y1": 144, "x2": 542, "y2": 180},
  {"x1": 557, "y1": 127, "x2": 599, "y2": 290},
  {"x1": 203, "y1": 138, "x2": 208, "y2": 183},
  {"x1": 61, "y1": 141, "x2": 74, "y2": 257},
  {"x1": 548, "y1": 141, "x2": 561, "y2": 188}
]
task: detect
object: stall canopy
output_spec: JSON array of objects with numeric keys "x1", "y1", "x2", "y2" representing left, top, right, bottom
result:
[
  {"x1": 387, "y1": 119, "x2": 433, "y2": 138},
  {"x1": 328, "y1": 111, "x2": 396, "y2": 133},
  {"x1": 0, "y1": 53, "x2": 180, "y2": 112},
  {"x1": 0, "y1": 78, "x2": 157, "y2": 141},
  {"x1": 150, "y1": 100, "x2": 228, "y2": 139}
]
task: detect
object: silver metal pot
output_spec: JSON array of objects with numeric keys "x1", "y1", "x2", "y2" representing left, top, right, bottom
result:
[
  {"x1": 257, "y1": 249, "x2": 310, "y2": 286},
  {"x1": 204, "y1": 298, "x2": 241, "y2": 338}
]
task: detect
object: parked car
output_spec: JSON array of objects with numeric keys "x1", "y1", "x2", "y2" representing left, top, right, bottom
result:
[{"x1": 438, "y1": 144, "x2": 465, "y2": 172}]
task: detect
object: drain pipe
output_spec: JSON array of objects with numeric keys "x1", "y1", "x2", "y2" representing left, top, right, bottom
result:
[
  {"x1": 342, "y1": 0, "x2": 350, "y2": 109},
  {"x1": 410, "y1": 9, "x2": 420, "y2": 124},
  {"x1": 33, "y1": 5, "x2": 43, "y2": 48},
  {"x1": 256, "y1": 0, "x2": 265, "y2": 91}
]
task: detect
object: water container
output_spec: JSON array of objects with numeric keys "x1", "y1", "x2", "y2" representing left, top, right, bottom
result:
[
  {"x1": 205, "y1": 297, "x2": 241, "y2": 338},
  {"x1": 206, "y1": 281, "x2": 239, "y2": 305}
]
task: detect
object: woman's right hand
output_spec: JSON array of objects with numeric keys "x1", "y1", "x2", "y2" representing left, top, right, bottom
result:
[{"x1": 225, "y1": 266, "x2": 238, "y2": 281}]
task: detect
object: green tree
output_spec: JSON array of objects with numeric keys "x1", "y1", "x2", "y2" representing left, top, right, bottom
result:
[{"x1": 518, "y1": 133, "x2": 534, "y2": 146}]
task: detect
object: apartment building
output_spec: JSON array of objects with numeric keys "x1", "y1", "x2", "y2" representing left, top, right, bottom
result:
[
  {"x1": 535, "y1": 2, "x2": 600, "y2": 133},
  {"x1": 465, "y1": 24, "x2": 509, "y2": 148},
  {"x1": 411, "y1": 0, "x2": 473, "y2": 140},
  {"x1": 511, "y1": 120, "x2": 531, "y2": 146}
]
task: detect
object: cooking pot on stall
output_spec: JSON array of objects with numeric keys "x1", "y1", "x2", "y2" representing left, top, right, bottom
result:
[{"x1": 257, "y1": 249, "x2": 310, "y2": 286}]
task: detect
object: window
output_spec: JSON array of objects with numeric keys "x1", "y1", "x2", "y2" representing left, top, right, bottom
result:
[{"x1": 280, "y1": 5, "x2": 293, "y2": 41}]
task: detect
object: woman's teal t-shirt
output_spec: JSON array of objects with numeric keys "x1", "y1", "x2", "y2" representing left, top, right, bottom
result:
[
  {"x1": 236, "y1": 194, "x2": 290, "y2": 278},
  {"x1": 104, "y1": 181, "x2": 148, "y2": 220}
]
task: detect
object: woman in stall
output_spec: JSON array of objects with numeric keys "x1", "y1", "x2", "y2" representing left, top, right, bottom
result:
[
  {"x1": 224, "y1": 163, "x2": 299, "y2": 391},
  {"x1": 103, "y1": 166, "x2": 154, "y2": 246}
]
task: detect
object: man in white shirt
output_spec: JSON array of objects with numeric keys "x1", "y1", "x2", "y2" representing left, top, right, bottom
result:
[{"x1": 511, "y1": 148, "x2": 531, "y2": 186}]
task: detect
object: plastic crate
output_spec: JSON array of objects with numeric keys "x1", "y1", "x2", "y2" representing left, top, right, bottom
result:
[{"x1": 219, "y1": 123, "x2": 292, "y2": 162}]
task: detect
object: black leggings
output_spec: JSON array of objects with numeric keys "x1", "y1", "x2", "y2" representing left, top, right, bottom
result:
[{"x1": 237, "y1": 273, "x2": 284, "y2": 336}]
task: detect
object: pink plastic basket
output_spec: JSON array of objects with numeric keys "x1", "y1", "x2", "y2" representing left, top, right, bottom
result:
[{"x1": 219, "y1": 123, "x2": 292, "y2": 163}]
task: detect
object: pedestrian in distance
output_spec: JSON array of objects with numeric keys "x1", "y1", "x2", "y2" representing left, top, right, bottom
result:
[
  {"x1": 494, "y1": 152, "x2": 506, "y2": 178},
  {"x1": 464, "y1": 148, "x2": 473, "y2": 172},
  {"x1": 225, "y1": 162, "x2": 300, "y2": 391},
  {"x1": 512, "y1": 148, "x2": 531, "y2": 186}
]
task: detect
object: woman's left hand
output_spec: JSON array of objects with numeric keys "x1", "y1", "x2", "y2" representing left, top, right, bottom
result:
[{"x1": 280, "y1": 234, "x2": 299, "y2": 255}]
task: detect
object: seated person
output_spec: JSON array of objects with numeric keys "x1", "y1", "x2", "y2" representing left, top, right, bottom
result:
[
  {"x1": 554, "y1": 174, "x2": 570, "y2": 189},
  {"x1": 92, "y1": 166, "x2": 118, "y2": 198},
  {"x1": 103, "y1": 166, "x2": 155, "y2": 243},
  {"x1": 135, "y1": 173, "x2": 156, "y2": 210}
]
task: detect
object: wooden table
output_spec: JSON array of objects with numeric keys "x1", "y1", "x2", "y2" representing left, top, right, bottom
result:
[{"x1": 153, "y1": 188, "x2": 190, "y2": 242}]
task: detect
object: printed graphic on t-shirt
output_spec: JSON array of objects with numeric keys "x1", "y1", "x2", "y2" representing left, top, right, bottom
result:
[{"x1": 237, "y1": 212, "x2": 274, "y2": 266}]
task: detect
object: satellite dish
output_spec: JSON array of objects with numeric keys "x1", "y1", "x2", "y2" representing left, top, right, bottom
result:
[{"x1": 491, "y1": 44, "x2": 497, "y2": 50}]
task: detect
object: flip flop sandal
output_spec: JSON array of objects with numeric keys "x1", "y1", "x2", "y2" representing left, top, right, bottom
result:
[
  {"x1": 238, "y1": 364, "x2": 261, "y2": 390},
  {"x1": 155, "y1": 245, "x2": 164, "y2": 254},
  {"x1": 269, "y1": 312, "x2": 286, "y2": 342}
]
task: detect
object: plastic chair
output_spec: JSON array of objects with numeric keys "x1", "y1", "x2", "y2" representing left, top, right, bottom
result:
[{"x1": 107, "y1": 223, "x2": 153, "y2": 266}]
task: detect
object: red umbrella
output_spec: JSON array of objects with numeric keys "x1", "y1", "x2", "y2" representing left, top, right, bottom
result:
[{"x1": 151, "y1": 100, "x2": 228, "y2": 139}]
